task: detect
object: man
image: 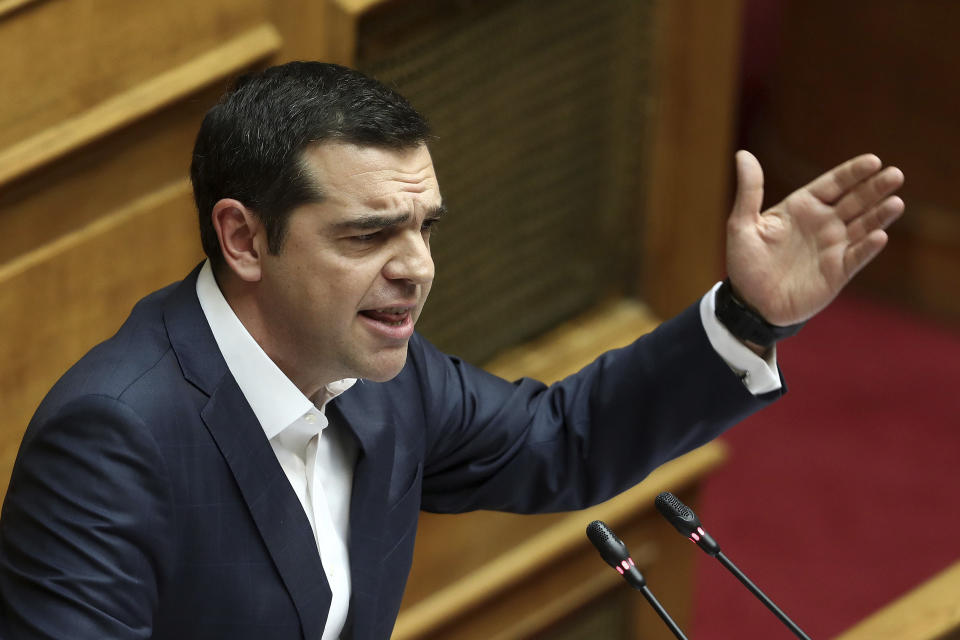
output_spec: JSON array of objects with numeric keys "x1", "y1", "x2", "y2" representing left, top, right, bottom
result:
[{"x1": 0, "y1": 62, "x2": 904, "y2": 639}]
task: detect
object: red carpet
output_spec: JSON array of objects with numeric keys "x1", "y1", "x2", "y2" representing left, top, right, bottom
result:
[{"x1": 691, "y1": 293, "x2": 960, "y2": 639}]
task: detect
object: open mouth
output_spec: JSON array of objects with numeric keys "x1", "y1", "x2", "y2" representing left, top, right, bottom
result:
[
  {"x1": 359, "y1": 307, "x2": 411, "y2": 326},
  {"x1": 358, "y1": 306, "x2": 416, "y2": 340}
]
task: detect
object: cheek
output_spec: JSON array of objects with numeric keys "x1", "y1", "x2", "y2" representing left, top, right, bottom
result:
[
  {"x1": 320, "y1": 265, "x2": 380, "y2": 314},
  {"x1": 270, "y1": 266, "x2": 339, "y2": 325},
  {"x1": 273, "y1": 247, "x2": 385, "y2": 320},
  {"x1": 414, "y1": 282, "x2": 433, "y2": 319}
]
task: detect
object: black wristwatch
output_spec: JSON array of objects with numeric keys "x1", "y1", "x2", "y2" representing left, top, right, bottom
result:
[{"x1": 714, "y1": 279, "x2": 804, "y2": 348}]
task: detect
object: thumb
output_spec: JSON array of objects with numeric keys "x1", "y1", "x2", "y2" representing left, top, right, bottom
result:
[{"x1": 730, "y1": 150, "x2": 765, "y2": 226}]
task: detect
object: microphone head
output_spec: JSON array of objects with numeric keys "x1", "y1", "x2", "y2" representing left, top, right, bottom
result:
[
  {"x1": 586, "y1": 520, "x2": 648, "y2": 590},
  {"x1": 655, "y1": 491, "x2": 702, "y2": 535},
  {"x1": 586, "y1": 520, "x2": 630, "y2": 568}
]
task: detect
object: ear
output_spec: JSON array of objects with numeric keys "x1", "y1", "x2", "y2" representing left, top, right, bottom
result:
[{"x1": 211, "y1": 198, "x2": 265, "y2": 282}]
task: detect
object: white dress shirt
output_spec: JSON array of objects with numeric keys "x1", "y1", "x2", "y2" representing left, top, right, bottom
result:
[{"x1": 196, "y1": 261, "x2": 357, "y2": 640}]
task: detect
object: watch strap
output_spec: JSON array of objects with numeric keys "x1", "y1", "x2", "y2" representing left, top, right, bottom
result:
[{"x1": 714, "y1": 279, "x2": 804, "y2": 348}]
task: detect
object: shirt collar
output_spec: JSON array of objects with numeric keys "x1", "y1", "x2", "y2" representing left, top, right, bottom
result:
[{"x1": 195, "y1": 260, "x2": 356, "y2": 440}]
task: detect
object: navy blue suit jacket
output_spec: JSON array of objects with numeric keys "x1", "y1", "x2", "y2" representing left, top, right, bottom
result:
[{"x1": 0, "y1": 266, "x2": 780, "y2": 639}]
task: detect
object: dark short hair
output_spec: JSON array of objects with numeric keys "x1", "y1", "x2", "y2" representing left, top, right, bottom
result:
[{"x1": 190, "y1": 61, "x2": 430, "y2": 266}]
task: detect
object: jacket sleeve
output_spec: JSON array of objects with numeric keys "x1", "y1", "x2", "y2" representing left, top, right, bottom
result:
[
  {"x1": 415, "y1": 302, "x2": 783, "y2": 514},
  {"x1": 0, "y1": 395, "x2": 174, "y2": 640}
]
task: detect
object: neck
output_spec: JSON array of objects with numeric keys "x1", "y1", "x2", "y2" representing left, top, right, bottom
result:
[{"x1": 215, "y1": 267, "x2": 329, "y2": 399}]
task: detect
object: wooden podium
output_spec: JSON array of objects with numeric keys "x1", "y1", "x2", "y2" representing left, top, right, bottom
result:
[{"x1": 834, "y1": 561, "x2": 960, "y2": 640}]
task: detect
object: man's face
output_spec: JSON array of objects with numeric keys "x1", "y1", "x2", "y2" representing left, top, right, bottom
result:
[{"x1": 254, "y1": 141, "x2": 441, "y2": 389}]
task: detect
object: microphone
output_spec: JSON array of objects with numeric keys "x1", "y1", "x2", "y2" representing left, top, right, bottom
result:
[
  {"x1": 654, "y1": 491, "x2": 720, "y2": 555},
  {"x1": 655, "y1": 492, "x2": 812, "y2": 640},
  {"x1": 586, "y1": 520, "x2": 689, "y2": 640}
]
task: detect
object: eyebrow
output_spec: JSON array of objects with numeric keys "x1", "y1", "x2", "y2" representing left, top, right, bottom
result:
[{"x1": 332, "y1": 203, "x2": 446, "y2": 231}]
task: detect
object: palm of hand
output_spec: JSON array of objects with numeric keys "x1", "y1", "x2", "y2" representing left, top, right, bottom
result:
[{"x1": 726, "y1": 151, "x2": 905, "y2": 326}]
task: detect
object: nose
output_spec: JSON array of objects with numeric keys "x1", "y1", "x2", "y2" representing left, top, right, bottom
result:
[{"x1": 383, "y1": 230, "x2": 434, "y2": 285}]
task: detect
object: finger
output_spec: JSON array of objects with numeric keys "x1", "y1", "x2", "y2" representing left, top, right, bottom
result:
[
  {"x1": 835, "y1": 166, "x2": 905, "y2": 222},
  {"x1": 807, "y1": 154, "x2": 883, "y2": 204},
  {"x1": 846, "y1": 196, "x2": 905, "y2": 245},
  {"x1": 730, "y1": 150, "x2": 765, "y2": 226},
  {"x1": 843, "y1": 229, "x2": 888, "y2": 279}
]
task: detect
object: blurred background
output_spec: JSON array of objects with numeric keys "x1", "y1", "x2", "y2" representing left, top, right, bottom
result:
[{"x1": 1, "y1": 0, "x2": 957, "y2": 638}]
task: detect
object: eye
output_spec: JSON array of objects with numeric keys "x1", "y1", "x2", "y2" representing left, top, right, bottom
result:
[
  {"x1": 351, "y1": 231, "x2": 381, "y2": 242},
  {"x1": 421, "y1": 218, "x2": 440, "y2": 233}
]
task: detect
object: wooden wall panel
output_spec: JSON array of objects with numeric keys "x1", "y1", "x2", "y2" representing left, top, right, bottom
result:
[
  {"x1": 0, "y1": 0, "x2": 43, "y2": 20},
  {"x1": 268, "y1": 0, "x2": 338, "y2": 62},
  {"x1": 0, "y1": 83, "x2": 225, "y2": 263},
  {"x1": 0, "y1": 24, "x2": 282, "y2": 190},
  {"x1": 641, "y1": 0, "x2": 743, "y2": 318},
  {"x1": 0, "y1": 0, "x2": 266, "y2": 150}
]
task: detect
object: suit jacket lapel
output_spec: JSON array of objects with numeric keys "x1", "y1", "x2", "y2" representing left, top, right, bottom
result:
[
  {"x1": 202, "y1": 381, "x2": 330, "y2": 640},
  {"x1": 164, "y1": 266, "x2": 330, "y2": 640},
  {"x1": 329, "y1": 390, "x2": 397, "y2": 639}
]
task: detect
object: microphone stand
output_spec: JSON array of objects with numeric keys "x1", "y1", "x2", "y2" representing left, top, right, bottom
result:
[
  {"x1": 716, "y1": 551, "x2": 811, "y2": 640},
  {"x1": 636, "y1": 585, "x2": 689, "y2": 640},
  {"x1": 655, "y1": 492, "x2": 812, "y2": 640},
  {"x1": 586, "y1": 520, "x2": 689, "y2": 640}
]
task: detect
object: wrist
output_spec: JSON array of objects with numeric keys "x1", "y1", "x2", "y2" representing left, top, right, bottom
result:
[{"x1": 714, "y1": 279, "x2": 804, "y2": 348}]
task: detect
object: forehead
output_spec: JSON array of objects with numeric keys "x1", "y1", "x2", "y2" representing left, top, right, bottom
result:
[{"x1": 300, "y1": 141, "x2": 441, "y2": 212}]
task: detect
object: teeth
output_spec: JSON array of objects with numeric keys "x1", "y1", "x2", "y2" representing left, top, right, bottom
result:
[{"x1": 362, "y1": 308, "x2": 409, "y2": 327}]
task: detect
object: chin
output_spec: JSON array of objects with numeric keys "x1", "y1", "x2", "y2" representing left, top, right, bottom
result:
[{"x1": 356, "y1": 349, "x2": 409, "y2": 383}]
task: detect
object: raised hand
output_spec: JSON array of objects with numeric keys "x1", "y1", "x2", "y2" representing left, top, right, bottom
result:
[{"x1": 725, "y1": 150, "x2": 905, "y2": 327}]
